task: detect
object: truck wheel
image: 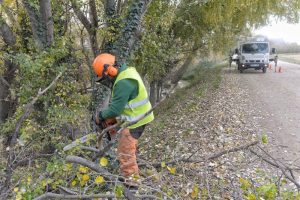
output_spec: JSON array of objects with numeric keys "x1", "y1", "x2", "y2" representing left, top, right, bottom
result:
[
  {"x1": 262, "y1": 66, "x2": 266, "y2": 73},
  {"x1": 238, "y1": 63, "x2": 243, "y2": 73}
]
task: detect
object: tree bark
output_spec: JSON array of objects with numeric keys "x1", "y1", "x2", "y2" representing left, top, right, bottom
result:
[
  {"x1": 156, "y1": 80, "x2": 162, "y2": 101},
  {"x1": 0, "y1": 18, "x2": 17, "y2": 124},
  {"x1": 0, "y1": 79, "x2": 9, "y2": 124},
  {"x1": 39, "y1": 0, "x2": 54, "y2": 46},
  {"x1": 170, "y1": 54, "x2": 194, "y2": 85},
  {"x1": 0, "y1": 18, "x2": 16, "y2": 45},
  {"x1": 0, "y1": 60, "x2": 17, "y2": 124},
  {"x1": 111, "y1": 0, "x2": 152, "y2": 63},
  {"x1": 23, "y1": 0, "x2": 45, "y2": 49},
  {"x1": 23, "y1": 0, "x2": 54, "y2": 49},
  {"x1": 89, "y1": 0, "x2": 98, "y2": 28},
  {"x1": 102, "y1": 0, "x2": 119, "y2": 52},
  {"x1": 149, "y1": 81, "x2": 157, "y2": 105}
]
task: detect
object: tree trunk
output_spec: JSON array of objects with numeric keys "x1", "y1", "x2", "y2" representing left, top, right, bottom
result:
[
  {"x1": 0, "y1": 79, "x2": 9, "y2": 124},
  {"x1": 23, "y1": 0, "x2": 54, "y2": 49},
  {"x1": 23, "y1": 0, "x2": 45, "y2": 49},
  {"x1": 111, "y1": 0, "x2": 152, "y2": 63},
  {"x1": 170, "y1": 54, "x2": 194, "y2": 85},
  {"x1": 0, "y1": 18, "x2": 17, "y2": 125},
  {"x1": 95, "y1": 0, "x2": 152, "y2": 109},
  {"x1": 157, "y1": 80, "x2": 162, "y2": 102},
  {"x1": 71, "y1": 0, "x2": 98, "y2": 57},
  {"x1": 102, "y1": 0, "x2": 117, "y2": 52},
  {"x1": 149, "y1": 81, "x2": 157, "y2": 105},
  {"x1": 0, "y1": 18, "x2": 16, "y2": 45},
  {"x1": 39, "y1": 0, "x2": 54, "y2": 46}
]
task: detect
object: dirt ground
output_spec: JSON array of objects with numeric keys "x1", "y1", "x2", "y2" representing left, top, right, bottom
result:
[{"x1": 230, "y1": 60, "x2": 300, "y2": 167}]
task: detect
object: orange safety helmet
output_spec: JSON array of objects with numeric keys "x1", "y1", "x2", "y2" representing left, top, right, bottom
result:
[{"x1": 93, "y1": 53, "x2": 118, "y2": 79}]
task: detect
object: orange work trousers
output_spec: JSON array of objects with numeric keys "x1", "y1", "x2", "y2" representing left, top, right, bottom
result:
[{"x1": 117, "y1": 128, "x2": 139, "y2": 178}]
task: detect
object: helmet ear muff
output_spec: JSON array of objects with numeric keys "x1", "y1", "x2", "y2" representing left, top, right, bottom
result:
[
  {"x1": 103, "y1": 64, "x2": 118, "y2": 77},
  {"x1": 107, "y1": 65, "x2": 118, "y2": 77}
]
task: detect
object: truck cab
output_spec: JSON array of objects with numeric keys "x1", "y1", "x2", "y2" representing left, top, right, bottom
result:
[{"x1": 236, "y1": 41, "x2": 270, "y2": 73}]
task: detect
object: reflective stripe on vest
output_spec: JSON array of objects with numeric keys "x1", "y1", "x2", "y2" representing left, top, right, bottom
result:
[
  {"x1": 124, "y1": 98, "x2": 149, "y2": 109},
  {"x1": 118, "y1": 113, "x2": 146, "y2": 122},
  {"x1": 113, "y1": 67, "x2": 154, "y2": 129}
]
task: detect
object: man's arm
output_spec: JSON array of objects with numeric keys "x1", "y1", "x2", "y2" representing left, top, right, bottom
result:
[{"x1": 99, "y1": 79, "x2": 138, "y2": 120}]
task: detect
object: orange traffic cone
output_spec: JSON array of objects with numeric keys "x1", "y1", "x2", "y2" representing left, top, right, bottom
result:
[{"x1": 278, "y1": 66, "x2": 282, "y2": 73}]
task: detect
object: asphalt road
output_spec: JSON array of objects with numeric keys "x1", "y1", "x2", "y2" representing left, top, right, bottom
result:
[{"x1": 234, "y1": 61, "x2": 300, "y2": 166}]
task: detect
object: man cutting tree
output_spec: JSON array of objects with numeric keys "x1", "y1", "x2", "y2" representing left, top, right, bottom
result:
[{"x1": 93, "y1": 53, "x2": 154, "y2": 188}]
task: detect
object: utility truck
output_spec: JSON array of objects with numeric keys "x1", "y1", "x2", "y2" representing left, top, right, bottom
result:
[{"x1": 233, "y1": 37, "x2": 277, "y2": 73}]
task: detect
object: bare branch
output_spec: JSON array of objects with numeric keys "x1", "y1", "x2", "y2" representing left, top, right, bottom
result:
[
  {"x1": 34, "y1": 192, "x2": 115, "y2": 200},
  {"x1": 66, "y1": 155, "x2": 110, "y2": 176},
  {"x1": 34, "y1": 192, "x2": 157, "y2": 200},
  {"x1": 70, "y1": 0, "x2": 92, "y2": 33},
  {"x1": 58, "y1": 186, "x2": 78, "y2": 195},
  {"x1": 71, "y1": 0, "x2": 98, "y2": 56},
  {"x1": 250, "y1": 148, "x2": 300, "y2": 189},
  {"x1": 14, "y1": 153, "x2": 54, "y2": 168},
  {"x1": 139, "y1": 141, "x2": 259, "y2": 167},
  {"x1": 0, "y1": 76, "x2": 10, "y2": 87},
  {"x1": 80, "y1": 146, "x2": 99, "y2": 153}
]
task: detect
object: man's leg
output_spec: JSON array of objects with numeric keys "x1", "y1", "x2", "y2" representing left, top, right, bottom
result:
[{"x1": 117, "y1": 128, "x2": 139, "y2": 179}]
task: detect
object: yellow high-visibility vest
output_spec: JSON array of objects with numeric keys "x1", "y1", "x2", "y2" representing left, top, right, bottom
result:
[{"x1": 113, "y1": 67, "x2": 154, "y2": 129}]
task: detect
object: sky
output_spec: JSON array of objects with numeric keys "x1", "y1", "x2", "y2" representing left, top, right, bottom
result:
[{"x1": 254, "y1": 21, "x2": 300, "y2": 44}]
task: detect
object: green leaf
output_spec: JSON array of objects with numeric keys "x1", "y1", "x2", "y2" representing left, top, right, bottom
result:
[
  {"x1": 239, "y1": 178, "x2": 251, "y2": 191},
  {"x1": 257, "y1": 183, "x2": 277, "y2": 199},
  {"x1": 261, "y1": 134, "x2": 268, "y2": 144},
  {"x1": 115, "y1": 185, "x2": 124, "y2": 198},
  {"x1": 246, "y1": 193, "x2": 256, "y2": 200}
]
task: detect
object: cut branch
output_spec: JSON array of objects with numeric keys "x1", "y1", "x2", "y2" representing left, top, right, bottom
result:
[
  {"x1": 80, "y1": 146, "x2": 99, "y2": 153},
  {"x1": 34, "y1": 192, "x2": 157, "y2": 200},
  {"x1": 34, "y1": 192, "x2": 115, "y2": 200},
  {"x1": 66, "y1": 155, "x2": 110, "y2": 176}
]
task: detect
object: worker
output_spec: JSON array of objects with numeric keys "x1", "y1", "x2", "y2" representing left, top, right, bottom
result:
[
  {"x1": 228, "y1": 53, "x2": 232, "y2": 68},
  {"x1": 92, "y1": 53, "x2": 154, "y2": 188}
]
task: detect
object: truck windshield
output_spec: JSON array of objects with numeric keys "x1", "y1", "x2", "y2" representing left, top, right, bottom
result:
[{"x1": 242, "y1": 43, "x2": 269, "y2": 54}]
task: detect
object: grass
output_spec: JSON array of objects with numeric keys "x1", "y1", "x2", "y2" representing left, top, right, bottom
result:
[
  {"x1": 278, "y1": 53, "x2": 300, "y2": 64},
  {"x1": 155, "y1": 62, "x2": 224, "y2": 115}
]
